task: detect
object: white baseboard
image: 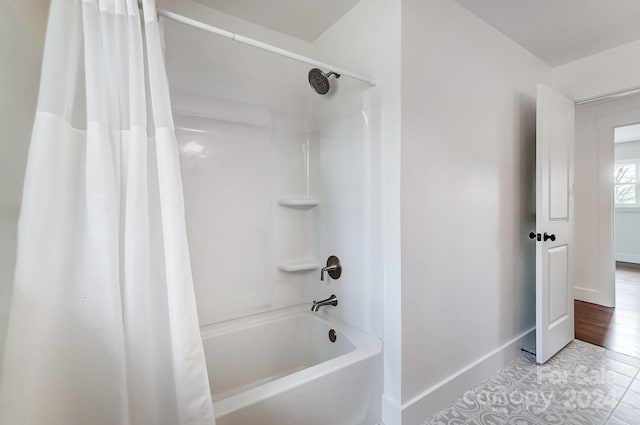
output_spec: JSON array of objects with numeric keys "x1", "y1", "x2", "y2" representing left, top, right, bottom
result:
[
  {"x1": 616, "y1": 253, "x2": 640, "y2": 265},
  {"x1": 574, "y1": 286, "x2": 613, "y2": 307},
  {"x1": 400, "y1": 327, "x2": 535, "y2": 425},
  {"x1": 381, "y1": 394, "x2": 401, "y2": 425}
]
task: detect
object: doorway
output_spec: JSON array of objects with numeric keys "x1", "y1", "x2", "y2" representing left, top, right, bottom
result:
[
  {"x1": 610, "y1": 124, "x2": 640, "y2": 356},
  {"x1": 574, "y1": 119, "x2": 640, "y2": 359}
]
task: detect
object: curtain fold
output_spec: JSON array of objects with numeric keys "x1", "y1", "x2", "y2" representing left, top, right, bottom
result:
[{"x1": 0, "y1": 1, "x2": 215, "y2": 424}]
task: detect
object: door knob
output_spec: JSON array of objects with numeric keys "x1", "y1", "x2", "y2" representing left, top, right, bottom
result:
[
  {"x1": 543, "y1": 232, "x2": 556, "y2": 242},
  {"x1": 529, "y1": 232, "x2": 541, "y2": 241}
]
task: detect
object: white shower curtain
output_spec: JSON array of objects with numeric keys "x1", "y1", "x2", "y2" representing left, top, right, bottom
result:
[{"x1": 0, "y1": 0, "x2": 215, "y2": 424}]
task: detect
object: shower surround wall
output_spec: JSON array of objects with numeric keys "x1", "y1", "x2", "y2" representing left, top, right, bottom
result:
[
  {"x1": 154, "y1": 2, "x2": 393, "y2": 424},
  {"x1": 161, "y1": 4, "x2": 383, "y2": 415},
  {"x1": 174, "y1": 103, "x2": 315, "y2": 324},
  {"x1": 160, "y1": 5, "x2": 384, "y2": 422}
]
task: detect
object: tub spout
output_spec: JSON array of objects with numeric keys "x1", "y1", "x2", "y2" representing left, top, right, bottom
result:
[{"x1": 311, "y1": 294, "x2": 338, "y2": 312}]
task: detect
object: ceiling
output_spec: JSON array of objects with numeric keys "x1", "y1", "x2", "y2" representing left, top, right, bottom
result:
[
  {"x1": 193, "y1": 0, "x2": 361, "y2": 42},
  {"x1": 615, "y1": 124, "x2": 640, "y2": 144},
  {"x1": 454, "y1": 0, "x2": 640, "y2": 66}
]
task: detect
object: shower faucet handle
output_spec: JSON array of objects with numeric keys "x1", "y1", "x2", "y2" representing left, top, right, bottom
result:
[{"x1": 320, "y1": 256, "x2": 342, "y2": 281}]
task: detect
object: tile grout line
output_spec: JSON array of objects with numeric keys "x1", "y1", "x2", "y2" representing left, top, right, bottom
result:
[
  {"x1": 579, "y1": 346, "x2": 621, "y2": 425},
  {"x1": 601, "y1": 352, "x2": 640, "y2": 425}
]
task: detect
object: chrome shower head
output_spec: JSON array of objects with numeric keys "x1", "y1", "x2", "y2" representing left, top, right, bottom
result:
[{"x1": 308, "y1": 68, "x2": 340, "y2": 95}]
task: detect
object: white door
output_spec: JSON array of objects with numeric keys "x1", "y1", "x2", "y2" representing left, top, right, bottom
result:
[{"x1": 534, "y1": 84, "x2": 575, "y2": 364}]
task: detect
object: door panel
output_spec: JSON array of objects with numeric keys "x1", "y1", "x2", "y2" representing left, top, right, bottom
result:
[
  {"x1": 548, "y1": 245, "x2": 569, "y2": 326},
  {"x1": 536, "y1": 84, "x2": 575, "y2": 364},
  {"x1": 549, "y1": 130, "x2": 570, "y2": 220}
]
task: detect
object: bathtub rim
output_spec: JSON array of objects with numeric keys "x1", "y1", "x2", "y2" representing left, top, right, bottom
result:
[{"x1": 200, "y1": 304, "x2": 381, "y2": 418}]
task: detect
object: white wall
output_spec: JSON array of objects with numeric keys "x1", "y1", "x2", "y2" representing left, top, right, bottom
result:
[
  {"x1": 0, "y1": 0, "x2": 47, "y2": 204},
  {"x1": 553, "y1": 40, "x2": 640, "y2": 102},
  {"x1": 615, "y1": 210, "x2": 640, "y2": 264},
  {"x1": 616, "y1": 140, "x2": 640, "y2": 160},
  {"x1": 311, "y1": 1, "x2": 402, "y2": 423},
  {"x1": 401, "y1": 0, "x2": 551, "y2": 421},
  {"x1": 574, "y1": 94, "x2": 640, "y2": 306},
  {"x1": 614, "y1": 141, "x2": 640, "y2": 264},
  {"x1": 0, "y1": 207, "x2": 19, "y2": 371},
  {"x1": 0, "y1": 0, "x2": 49, "y2": 370}
]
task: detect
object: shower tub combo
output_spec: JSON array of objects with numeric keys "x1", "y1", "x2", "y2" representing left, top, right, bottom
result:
[
  {"x1": 164, "y1": 9, "x2": 383, "y2": 425},
  {"x1": 201, "y1": 305, "x2": 382, "y2": 425}
]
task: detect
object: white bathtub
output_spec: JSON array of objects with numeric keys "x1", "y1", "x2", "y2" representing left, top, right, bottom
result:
[{"x1": 201, "y1": 305, "x2": 382, "y2": 425}]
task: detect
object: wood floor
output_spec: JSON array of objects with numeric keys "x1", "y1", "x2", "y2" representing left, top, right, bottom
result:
[{"x1": 575, "y1": 263, "x2": 640, "y2": 359}]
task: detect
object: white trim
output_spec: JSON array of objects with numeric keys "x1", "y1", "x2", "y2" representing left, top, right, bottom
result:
[
  {"x1": 400, "y1": 328, "x2": 535, "y2": 425},
  {"x1": 574, "y1": 286, "x2": 613, "y2": 307},
  {"x1": 576, "y1": 86, "x2": 640, "y2": 106},
  {"x1": 614, "y1": 158, "x2": 639, "y2": 164},
  {"x1": 585, "y1": 109, "x2": 640, "y2": 309},
  {"x1": 157, "y1": 9, "x2": 377, "y2": 86},
  {"x1": 381, "y1": 394, "x2": 401, "y2": 425},
  {"x1": 597, "y1": 125, "x2": 615, "y2": 308},
  {"x1": 615, "y1": 207, "x2": 640, "y2": 213}
]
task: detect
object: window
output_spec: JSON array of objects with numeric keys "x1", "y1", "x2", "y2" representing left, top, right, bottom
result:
[{"x1": 614, "y1": 160, "x2": 640, "y2": 208}]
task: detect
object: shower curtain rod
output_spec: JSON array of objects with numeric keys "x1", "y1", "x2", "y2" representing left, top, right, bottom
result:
[{"x1": 156, "y1": 8, "x2": 378, "y2": 87}]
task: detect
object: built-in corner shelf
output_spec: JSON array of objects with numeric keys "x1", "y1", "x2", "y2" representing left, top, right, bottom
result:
[
  {"x1": 278, "y1": 259, "x2": 320, "y2": 273},
  {"x1": 278, "y1": 198, "x2": 319, "y2": 210}
]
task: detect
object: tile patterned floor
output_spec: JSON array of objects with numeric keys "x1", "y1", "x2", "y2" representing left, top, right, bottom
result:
[{"x1": 424, "y1": 340, "x2": 640, "y2": 424}]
